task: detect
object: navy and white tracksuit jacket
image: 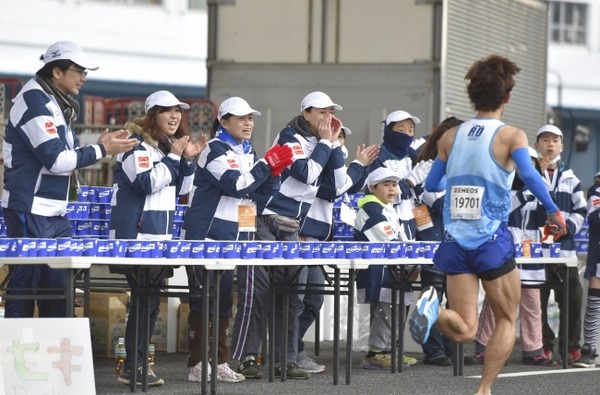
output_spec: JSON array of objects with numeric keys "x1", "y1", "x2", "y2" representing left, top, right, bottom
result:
[
  {"x1": 183, "y1": 136, "x2": 275, "y2": 318},
  {"x1": 2, "y1": 78, "x2": 104, "y2": 216},
  {"x1": 109, "y1": 123, "x2": 196, "y2": 241},
  {"x1": 508, "y1": 187, "x2": 546, "y2": 283},
  {"x1": 368, "y1": 144, "x2": 417, "y2": 241},
  {"x1": 183, "y1": 137, "x2": 274, "y2": 241},
  {"x1": 255, "y1": 115, "x2": 333, "y2": 219},
  {"x1": 354, "y1": 194, "x2": 400, "y2": 304},
  {"x1": 2, "y1": 78, "x2": 105, "y2": 318},
  {"x1": 299, "y1": 146, "x2": 367, "y2": 240},
  {"x1": 538, "y1": 165, "x2": 587, "y2": 258}
]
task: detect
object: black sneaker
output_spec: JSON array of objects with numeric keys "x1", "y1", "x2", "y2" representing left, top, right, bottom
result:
[
  {"x1": 423, "y1": 355, "x2": 452, "y2": 366},
  {"x1": 571, "y1": 346, "x2": 597, "y2": 368},
  {"x1": 275, "y1": 363, "x2": 310, "y2": 380},
  {"x1": 118, "y1": 366, "x2": 164, "y2": 387},
  {"x1": 237, "y1": 356, "x2": 263, "y2": 379}
]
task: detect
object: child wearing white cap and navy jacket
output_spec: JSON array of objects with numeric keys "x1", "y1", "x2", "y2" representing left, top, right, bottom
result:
[
  {"x1": 535, "y1": 124, "x2": 588, "y2": 366},
  {"x1": 355, "y1": 167, "x2": 403, "y2": 370}
]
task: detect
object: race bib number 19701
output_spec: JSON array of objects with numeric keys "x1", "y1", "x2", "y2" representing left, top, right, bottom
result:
[{"x1": 450, "y1": 185, "x2": 484, "y2": 220}]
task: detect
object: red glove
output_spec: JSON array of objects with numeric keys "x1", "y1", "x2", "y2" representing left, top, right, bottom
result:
[
  {"x1": 264, "y1": 144, "x2": 293, "y2": 176},
  {"x1": 541, "y1": 210, "x2": 568, "y2": 242}
]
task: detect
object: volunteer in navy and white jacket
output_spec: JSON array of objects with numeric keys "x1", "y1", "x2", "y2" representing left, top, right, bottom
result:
[
  {"x1": 1, "y1": 41, "x2": 138, "y2": 318},
  {"x1": 182, "y1": 97, "x2": 291, "y2": 383},
  {"x1": 110, "y1": 90, "x2": 205, "y2": 387},
  {"x1": 295, "y1": 126, "x2": 379, "y2": 373},
  {"x1": 232, "y1": 91, "x2": 341, "y2": 380},
  {"x1": 368, "y1": 110, "x2": 431, "y2": 243},
  {"x1": 535, "y1": 124, "x2": 587, "y2": 365}
]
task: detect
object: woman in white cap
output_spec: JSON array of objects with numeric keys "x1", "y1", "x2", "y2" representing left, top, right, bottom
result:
[
  {"x1": 110, "y1": 90, "x2": 206, "y2": 387},
  {"x1": 182, "y1": 97, "x2": 292, "y2": 384},
  {"x1": 230, "y1": 91, "x2": 343, "y2": 380}
]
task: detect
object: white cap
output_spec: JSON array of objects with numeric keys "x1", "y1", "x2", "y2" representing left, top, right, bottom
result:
[
  {"x1": 367, "y1": 167, "x2": 401, "y2": 186},
  {"x1": 384, "y1": 110, "x2": 421, "y2": 126},
  {"x1": 528, "y1": 146, "x2": 538, "y2": 159},
  {"x1": 145, "y1": 90, "x2": 190, "y2": 113},
  {"x1": 595, "y1": 171, "x2": 600, "y2": 179},
  {"x1": 300, "y1": 91, "x2": 343, "y2": 112},
  {"x1": 42, "y1": 41, "x2": 99, "y2": 70},
  {"x1": 217, "y1": 97, "x2": 261, "y2": 121},
  {"x1": 536, "y1": 124, "x2": 563, "y2": 139},
  {"x1": 341, "y1": 126, "x2": 352, "y2": 136}
]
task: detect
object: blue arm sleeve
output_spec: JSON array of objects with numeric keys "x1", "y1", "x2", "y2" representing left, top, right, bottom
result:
[
  {"x1": 424, "y1": 158, "x2": 447, "y2": 192},
  {"x1": 513, "y1": 147, "x2": 558, "y2": 214}
]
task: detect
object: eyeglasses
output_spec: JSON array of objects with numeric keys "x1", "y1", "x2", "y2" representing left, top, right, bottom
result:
[{"x1": 68, "y1": 67, "x2": 88, "y2": 77}]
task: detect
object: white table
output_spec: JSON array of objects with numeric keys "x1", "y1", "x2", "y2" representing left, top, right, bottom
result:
[{"x1": 0, "y1": 255, "x2": 578, "y2": 393}]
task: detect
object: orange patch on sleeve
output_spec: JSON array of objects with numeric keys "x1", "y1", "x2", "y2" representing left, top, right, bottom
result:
[
  {"x1": 45, "y1": 122, "x2": 57, "y2": 134},
  {"x1": 384, "y1": 225, "x2": 394, "y2": 236},
  {"x1": 593, "y1": 197, "x2": 600, "y2": 207},
  {"x1": 138, "y1": 156, "x2": 150, "y2": 168},
  {"x1": 227, "y1": 159, "x2": 239, "y2": 169}
]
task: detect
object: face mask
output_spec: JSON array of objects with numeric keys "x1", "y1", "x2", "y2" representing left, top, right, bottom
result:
[
  {"x1": 341, "y1": 145, "x2": 349, "y2": 160},
  {"x1": 549, "y1": 155, "x2": 561, "y2": 164}
]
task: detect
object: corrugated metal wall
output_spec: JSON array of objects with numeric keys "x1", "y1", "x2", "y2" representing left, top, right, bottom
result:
[{"x1": 442, "y1": 0, "x2": 548, "y2": 141}]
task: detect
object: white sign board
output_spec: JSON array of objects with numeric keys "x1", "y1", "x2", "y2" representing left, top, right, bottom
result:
[{"x1": 0, "y1": 318, "x2": 95, "y2": 395}]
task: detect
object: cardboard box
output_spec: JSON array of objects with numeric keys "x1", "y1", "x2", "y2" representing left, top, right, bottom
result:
[
  {"x1": 178, "y1": 302, "x2": 190, "y2": 353},
  {"x1": 89, "y1": 292, "x2": 128, "y2": 358}
]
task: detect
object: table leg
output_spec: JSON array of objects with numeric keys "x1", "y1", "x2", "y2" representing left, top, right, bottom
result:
[
  {"x1": 561, "y1": 266, "x2": 569, "y2": 369},
  {"x1": 130, "y1": 268, "x2": 140, "y2": 393},
  {"x1": 66, "y1": 269, "x2": 75, "y2": 317},
  {"x1": 201, "y1": 268, "x2": 210, "y2": 395},
  {"x1": 333, "y1": 267, "x2": 340, "y2": 385},
  {"x1": 345, "y1": 268, "x2": 355, "y2": 385},
  {"x1": 268, "y1": 268, "x2": 275, "y2": 382},
  {"x1": 398, "y1": 266, "x2": 406, "y2": 373},
  {"x1": 211, "y1": 271, "x2": 221, "y2": 395},
  {"x1": 390, "y1": 266, "x2": 398, "y2": 373}
]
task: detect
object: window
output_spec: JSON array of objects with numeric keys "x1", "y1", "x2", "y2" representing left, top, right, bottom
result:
[
  {"x1": 189, "y1": 0, "x2": 207, "y2": 10},
  {"x1": 548, "y1": 1, "x2": 588, "y2": 45}
]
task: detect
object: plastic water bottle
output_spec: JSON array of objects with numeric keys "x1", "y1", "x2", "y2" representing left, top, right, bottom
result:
[
  {"x1": 148, "y1": 343, "x2": 155, "y2": 372},
  {"x1": 0, "y1": 296, "x2": 4, "y2": 319},
  {"x1": 115, "y1": 337, "x2": 126, "y2": 376}
]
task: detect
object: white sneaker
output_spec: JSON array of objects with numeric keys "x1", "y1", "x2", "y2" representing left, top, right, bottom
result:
[
  {"x1": 216, "y1": 363, "x2": 245, "y2": 382},
  {"x1": 297, "y1": 357, "x2": 326, "y2": 373},
  {"x1": 188, "y1": 361, "x2": 211, "y2": 383}
]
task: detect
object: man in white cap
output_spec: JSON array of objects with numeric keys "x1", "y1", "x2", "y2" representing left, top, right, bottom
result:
[
  {"x1": 1, "y1": 41, "x2": 139, "y2": 318},
  {"x1": 535, "y1": 124, "x2": 588, "y2": 366}
]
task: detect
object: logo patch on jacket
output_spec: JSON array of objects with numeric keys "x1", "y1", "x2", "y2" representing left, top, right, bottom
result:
[
  {"x1": 227, "y1": 159, "x2": 239, "y2": 169},
  {"x1": 45, "y1": 122, "x2": 57, "y2": 134},
  {"x1": 384, "y1": 224, "x2": 394, "y2": 236},
  {"x1": 138, "y1": 156, "x2": 150, "y2": 168},
  {"x1": 288, "y1": 142, "x2": 306, "y2": 159},
  {"x1": 593, "y1": 197, "x2": 600, "y2": 207}
]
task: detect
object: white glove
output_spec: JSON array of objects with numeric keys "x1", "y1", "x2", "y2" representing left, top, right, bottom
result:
[{"x1": 407, "y1": 159, "x2": 433, "y2": 186}]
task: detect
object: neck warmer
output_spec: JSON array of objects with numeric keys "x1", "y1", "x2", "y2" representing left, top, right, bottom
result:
[
  {"x1": 288, "y1": 115, "x2": 316, "y2": 139},
  {"x1": 35, "y1": 75, "x2": 80, "y2": 127},
  {"x1": 216, "y1": 125, "x2": 252, "y2": 154},
  {"x1": 382, "y1": 124, "x2": 413, "y2": 159}
]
